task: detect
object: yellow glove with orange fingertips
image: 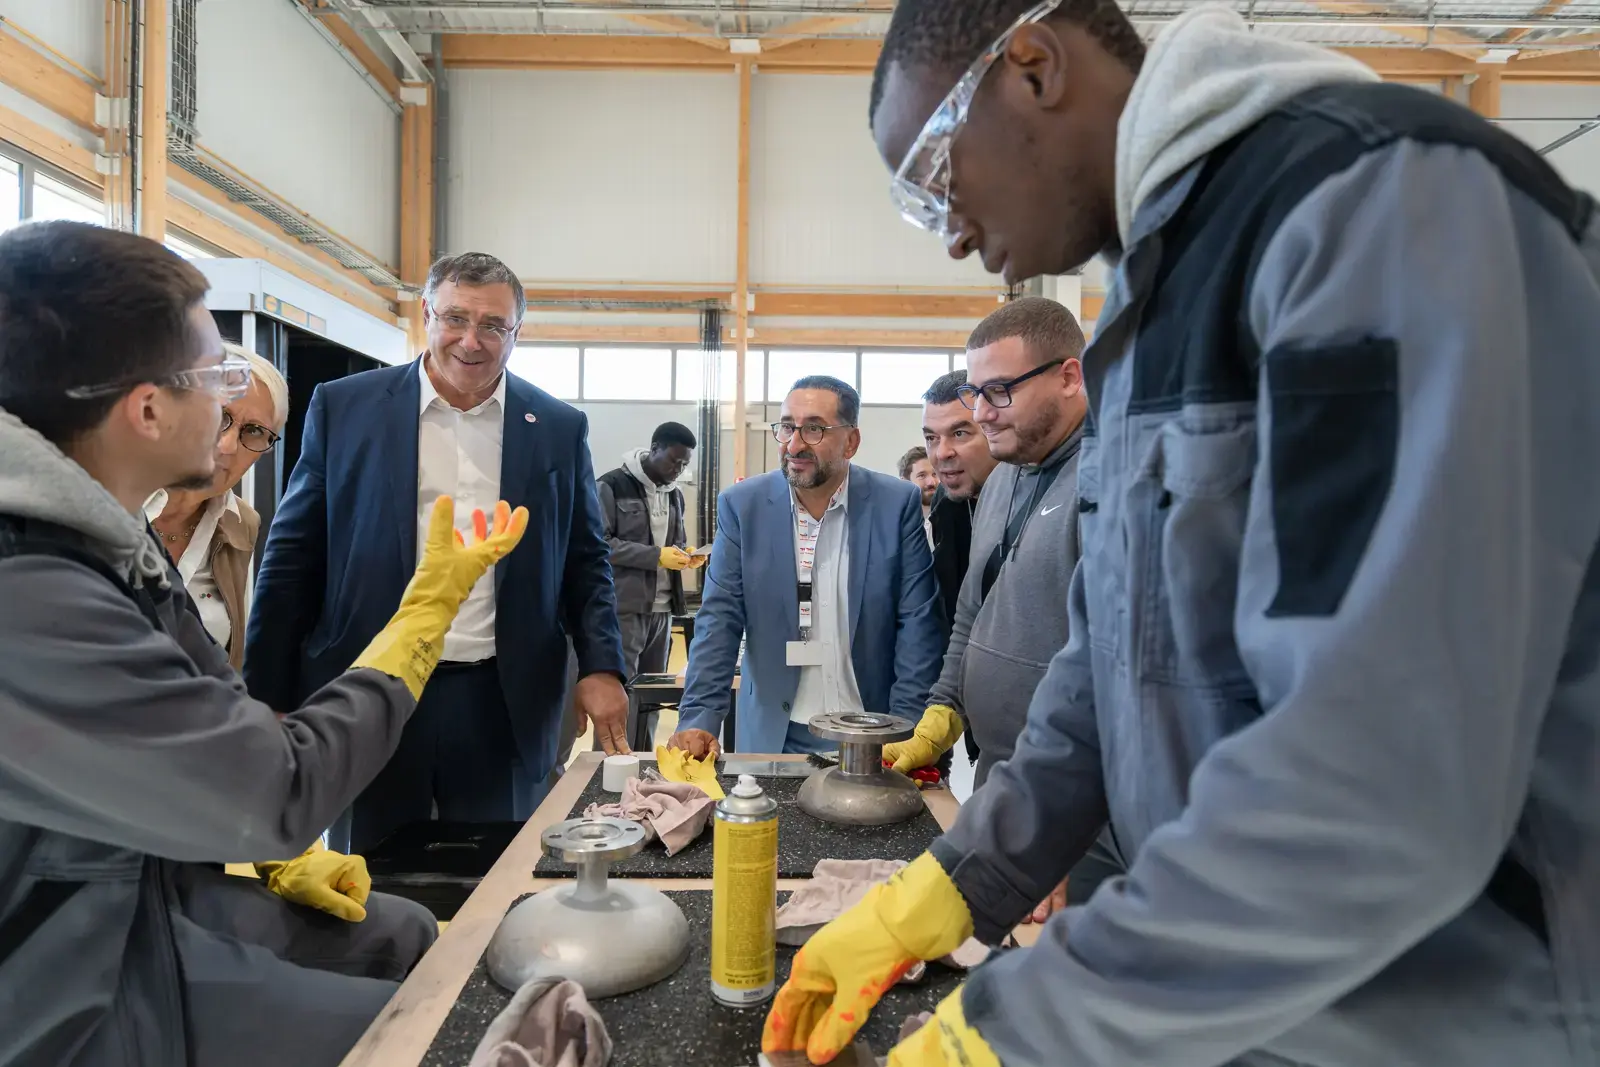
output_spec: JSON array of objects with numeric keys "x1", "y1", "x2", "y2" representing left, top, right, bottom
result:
[
  {"x1": 762, "y1": 853, "x2": 973, "y2": 1064},
  {"x1": 352, "y1": 496, "x2": 528, "y2": 698}
]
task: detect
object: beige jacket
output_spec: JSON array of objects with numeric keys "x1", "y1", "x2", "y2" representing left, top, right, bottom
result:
[{"x1": 210, "y1": 497, "x2": 260, "y2": 669}]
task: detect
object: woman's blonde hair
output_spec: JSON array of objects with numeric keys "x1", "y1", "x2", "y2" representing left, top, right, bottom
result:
[{"x1": 225, "y1": 342, "x2": 289, "y2": 430}]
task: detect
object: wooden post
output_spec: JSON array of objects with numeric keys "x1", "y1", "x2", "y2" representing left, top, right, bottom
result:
[
  {"x1": 1469, "y1": 70, "x2": 1502, "y2": 118},
  {"x1": 733, "y1": 57, "x2": 752, "y2": 481},
  {"x1": 401, "y1": 82, "x2": 435, "y2": 355},
  {"x1": 136, "y1": 0, "x2": 169, "y2": 240}
]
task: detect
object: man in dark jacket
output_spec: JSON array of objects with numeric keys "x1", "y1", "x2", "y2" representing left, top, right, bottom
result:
[
  {"x1": 595, "y1": 421, "x2": 703, "y2": 680},
  {"x1": 920, "y1": 370, "x2": 998, "y2": 641},
  {"x1": 767, "y1": 2, "x2": 1600, "y2": 1065}
]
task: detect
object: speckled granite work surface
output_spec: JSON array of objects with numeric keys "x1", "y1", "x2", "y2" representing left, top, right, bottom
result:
[
  {"x1": 532, "y1": 767, "x2": 943, "y2": 878},
  {"x1": 419, "y1": 891, "x2": 966, "y2": 1067}
]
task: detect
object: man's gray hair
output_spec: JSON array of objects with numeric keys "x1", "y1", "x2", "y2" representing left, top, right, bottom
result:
[
  {"x1": 923, "y1": 369, "x2": 967, "y2": 405},
  {"x1": 790, "y1": 375, "x2": 860, "y2": 426},
  {"x1": 423, "y1": 252, "x2": 526, "y2": 320}
]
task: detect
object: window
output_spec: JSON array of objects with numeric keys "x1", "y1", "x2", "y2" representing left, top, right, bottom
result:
[
  {"x1": 859, "y1": 351, "x2": 954, "y2": 405},
  {"x1": 675, "y1": 347, "x2": 763, "y2": 404},
  {"x1": 765, "y1": 350, "x2": 856, "y2": 403},
  {"x1": 507, "y1": 346, "x2": 580, "y2": 399},
  {"x1": 31, "y1": 173, "x2": 102, "y2": 226},
  {"x1": 953, "y1": 352, "x2": 968, "y2": 372},
  {"x1": 582, "y1": 347, "x2": 673, "y2": 401},
  {"x1": 165, "y1": 232, "x2": 216, "y2": 260},
  {"x1": 0, "y1": 156, "x2": 18, "y2": 234}
]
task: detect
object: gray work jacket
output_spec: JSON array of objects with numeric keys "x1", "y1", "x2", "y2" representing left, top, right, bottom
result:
[
  {"x1": 936, "y1": 83, "x2": 1600, "y2": 1066},
  {"x1": 0, "y1": 518, "x2": 414, "y2": 1067}
]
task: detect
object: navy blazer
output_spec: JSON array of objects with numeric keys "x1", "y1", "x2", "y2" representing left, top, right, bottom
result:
[
  {"x1": 675, "y1": 466, "x2": 945, "y2": 754},
  {"x1": 243, "y1": 359, "x2": 625, "y2": 776}
]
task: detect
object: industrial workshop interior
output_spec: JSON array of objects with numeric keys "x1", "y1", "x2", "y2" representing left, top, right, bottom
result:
[{"x1": 3, "y1": 0, "x2": 1599, "y2": 1065}]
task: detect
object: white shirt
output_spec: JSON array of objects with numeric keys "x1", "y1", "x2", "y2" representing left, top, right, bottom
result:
[
  {"x1": 144, "y1": 489, "x2": 238, "y2": 650},
  {"x1": 789, "y1": 468, "x2": 866, "y2": 724},
  {"x1": 417, "y1": 359, "x2": 506, "y2": 663}
]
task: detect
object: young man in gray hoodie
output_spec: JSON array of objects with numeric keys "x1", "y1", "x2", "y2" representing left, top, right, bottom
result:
[
  {"x1": 0, "y1": 222, "x2": 526, "y2": 1067},
  {"x1": 765, "y1": 2, "x2": 1600, "y2": 1066}
]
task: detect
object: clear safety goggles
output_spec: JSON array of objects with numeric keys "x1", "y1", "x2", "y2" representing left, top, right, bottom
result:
[
  {"x1": 66, "y1": 354, "x2": 254, "y2": 402},
  {"x1": 890, "y1": 0, "x2": 1065, "y2": 237}
]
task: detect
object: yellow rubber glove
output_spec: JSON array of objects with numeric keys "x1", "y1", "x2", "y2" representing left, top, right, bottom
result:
[
  {"x1": 352, "y1": 496, "x2": 528, "y2": 698},
  {"x1": 656, "y1": 744, "x2": 725, "y2": 799},
  {"x1": 763, "y1": 853, "x2": 973, "y2": 1063},
  {"x1": 882, "y1": 705, "x2": 964, "y2": 774},
  {"x1": 254, "y1": 842, "x2": 372, "y2": 923},
  {"x1": 659, "y1": 546, "x2": 693, "y2": 571},
  {"x1": 887, "y1": 987, "x2": 1000, "y2": 1067}
]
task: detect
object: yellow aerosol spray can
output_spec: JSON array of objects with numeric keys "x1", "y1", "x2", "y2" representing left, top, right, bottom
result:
[{"x1": 710, "y1": 773, "x2": 778, "y2": 1007}]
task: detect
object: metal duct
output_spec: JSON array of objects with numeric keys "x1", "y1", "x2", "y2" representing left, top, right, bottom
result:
[
  {"x1": 166, "y1": 0, "x2": 404, "y2": 291},
  {"x1": 697, "y1": 307, "x2": 723, "y2": 546}
]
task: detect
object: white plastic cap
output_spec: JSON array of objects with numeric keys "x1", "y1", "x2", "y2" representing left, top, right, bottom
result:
[{"x1": 733, "y1": 773, "x2": 763, "y2": 797}]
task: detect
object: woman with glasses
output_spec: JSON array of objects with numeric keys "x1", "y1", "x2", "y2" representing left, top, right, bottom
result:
[{"x1": 145, "y1": 343, "x2": 287, "y2": 667}]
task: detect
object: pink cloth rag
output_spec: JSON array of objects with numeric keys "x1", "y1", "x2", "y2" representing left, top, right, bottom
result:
[
  {"x1": 468, "y1": 977, "x2": 612, "y2": 1067},
  {"x1": 774, "y1": 859, "x2": 992, "y2": 974},
  {"x1": 583, "y1": 777, "x2": 715, "y2": 856}
]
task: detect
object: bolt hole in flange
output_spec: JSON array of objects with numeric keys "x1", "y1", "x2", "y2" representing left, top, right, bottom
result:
[{"x1": 485, "y1": 817, "x2": 690, "y2": 998}]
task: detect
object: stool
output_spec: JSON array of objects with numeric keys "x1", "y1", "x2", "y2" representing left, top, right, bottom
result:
[{"x1": 365, "y1": 820, "x2": 524, "y2": 921}]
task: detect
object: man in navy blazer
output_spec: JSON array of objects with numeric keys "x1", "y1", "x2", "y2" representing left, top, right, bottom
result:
[
  {"x1": 245, "y1": 253, "x2": 628, "y2": 852},
  {"x1": 668, "y1": 376, "x2": 945, "y2": 757}
]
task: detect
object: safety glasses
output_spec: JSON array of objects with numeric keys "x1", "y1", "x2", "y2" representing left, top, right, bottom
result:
[
  {"x1": 66, "y1": 354, "x2": 254, "y2": 402},
  {"x1": 890, "y1": 0, "x2": 1065, "y2": 237}
]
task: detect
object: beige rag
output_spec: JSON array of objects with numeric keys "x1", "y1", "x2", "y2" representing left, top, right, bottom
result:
[
  {"x1": 468, "y1": 977, "x2": 612, "y2": 1067},
  {"x1": 584, "y1": 777, "x2": 716, "y2": 856},
  {"x1": 774, "y1": 859, "x2": 992, "y2": 976}
]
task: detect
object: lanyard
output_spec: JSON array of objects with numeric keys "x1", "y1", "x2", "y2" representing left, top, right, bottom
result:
[{"x1": 794, "y1": 507, "x2": 822, "y2": 641}]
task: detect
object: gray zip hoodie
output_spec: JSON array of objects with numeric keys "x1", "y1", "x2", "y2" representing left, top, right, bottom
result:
[
  {"x1": 0, "y1": 410, "x2": 415, "y2": 1066},
  {"x1": 927, "y1": 423, "x2": 1083, "y2": 787}
]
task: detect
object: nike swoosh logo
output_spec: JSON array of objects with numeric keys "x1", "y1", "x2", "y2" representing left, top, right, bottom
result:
[{"x1": 1040, "y1": 504, "x2": 1062, "y2": 516}]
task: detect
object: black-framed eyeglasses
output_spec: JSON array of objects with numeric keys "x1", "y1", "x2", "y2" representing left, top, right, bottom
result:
[
  {"x1": 221, "y1": 409, "x2": 280, "y2": 454},
  {"x1": 772, "y1": 421, "x2": 852, "y2": 447},
  {"x1": 428, "y1": 301, "x2": 519, "y2": 347},
  {"x1": 956, "y1": 359, "x2": 1065, "y2": 411}
]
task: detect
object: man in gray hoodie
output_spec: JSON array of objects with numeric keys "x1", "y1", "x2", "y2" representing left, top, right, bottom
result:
[
  {"x1": 0, "y1": 222, "x2": 526, "y2": 1067},
  {"x1": 765, "y1": 2, "x2": 1600, "y2": 1066}
]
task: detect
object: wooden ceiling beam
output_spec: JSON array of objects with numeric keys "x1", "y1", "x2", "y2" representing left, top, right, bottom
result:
[
  {"x1": 761, "y1": 15, "x2": 873, "y2": 50},
  {"x1": 1494, "y1": 0, "x2": 1575, "y2": 45},
  {"x1": 442, "y1": 33, "x2": 878, "y2": 72},
  {"x1": 1314, "y1": 1, "x2": 1486, "y2": 58},
  {"x1": 298, "y1": 2, "x2": 404, "y2": 99},
  {"x1": 0, "y1": 22, "x2": 101, "y2": 130}
]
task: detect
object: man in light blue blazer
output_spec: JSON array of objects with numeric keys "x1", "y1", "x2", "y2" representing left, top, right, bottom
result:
[{"x1": 668, "y1": 375, "x2": 945, "y2": 756}]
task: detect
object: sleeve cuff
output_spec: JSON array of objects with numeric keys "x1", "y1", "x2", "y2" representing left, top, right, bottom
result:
[{"x1": 930, "y1": 838, "x2": 1040, "y2": 945}]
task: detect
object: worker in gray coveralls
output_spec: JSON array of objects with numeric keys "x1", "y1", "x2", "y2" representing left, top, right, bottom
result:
[
  {"x1": 0, "y1": 221, "x2": 527, "y2": 1067},
  {"x1": 764, "y1": 2, "x2": 1600, "y2": 1065}
]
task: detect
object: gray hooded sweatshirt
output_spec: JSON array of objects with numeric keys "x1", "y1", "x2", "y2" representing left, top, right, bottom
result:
[
  {"x1": 927, "y1": 423, "x2": 1083, "y2": 787},
  {"x1": 0, "y1": 410, "x2": 415, "y2": 1066},
  {"x1": 931, "y1": 7, "x2": 1600, "y2": 1066}
]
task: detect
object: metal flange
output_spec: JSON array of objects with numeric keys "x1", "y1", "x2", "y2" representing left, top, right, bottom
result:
[
  {"x1": 541, "y1": 816, "x2": 646, "y2": 865},
  {"x1": 805, "y1": 711, "x2": 915, "y2": 746},
  {"x1": 798, "y1": 712, "x2": 925, "y2": 826}
]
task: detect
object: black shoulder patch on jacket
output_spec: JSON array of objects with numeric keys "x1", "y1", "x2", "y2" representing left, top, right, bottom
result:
[{"x1": 1265, "y1": 338, "x2": 1399, "y2": 618}]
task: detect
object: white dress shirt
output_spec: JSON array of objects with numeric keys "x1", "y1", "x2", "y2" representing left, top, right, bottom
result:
[
  {"x1": 417, "y1": 359, "x2": 506, "y2": 664},
  {"x1": 789, "y1": 468, "x2": 866, "y2": 724},
  {"x1": 144, "y1": 489, "x2": 238, "y2": 650}
]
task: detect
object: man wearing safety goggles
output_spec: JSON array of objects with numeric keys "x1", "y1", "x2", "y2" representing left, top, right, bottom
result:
[
  {"x1": 764, "y1": 2, "x2": 1600, "y2": 1066},
  {"x1": 0, "y1": 221, "x2": 529, "y2": 1066}
]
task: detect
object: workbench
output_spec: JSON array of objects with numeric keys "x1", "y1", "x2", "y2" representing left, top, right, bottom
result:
[{"x1": 340, "y1": 751, "x2": 1036, "y2": 1067}]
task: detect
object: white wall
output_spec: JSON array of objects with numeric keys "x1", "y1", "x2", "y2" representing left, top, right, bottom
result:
[
  {"x1": 194, "y1": 0, "x2": 400, "y2": 266},
  {"x1": 1501, "y1": 83, "x2": 1600, "y2": 198},
  {"x1": 0, "y1": 0, "x2": 102, "y2": 79},
  {"x1": 448, "y1": 69, "x2": 738, "y2": 282},
  {"x1": 750, "y1": 73, "x2": 993, "y2": 287}
]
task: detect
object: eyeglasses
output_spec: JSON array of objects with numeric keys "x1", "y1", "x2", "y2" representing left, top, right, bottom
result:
[
  {"x1": 772, "y1": 421, "x2": 852, "y2": 447},
  {"x1": 890, "y1": 0, "x2": 1064, "y2": 237},
  {"x1": 221, "y1": 408, "x2": 280, "y2": 454},
  {"x1": 429, "y1": 302, "x2": 518, "y2": 347},
  {"x1": 66, "y1": 354, "x2": 254, "y2": 402},
  {"x1": 956, "y1": 359, "x2": 1064, "y2": 410}
]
